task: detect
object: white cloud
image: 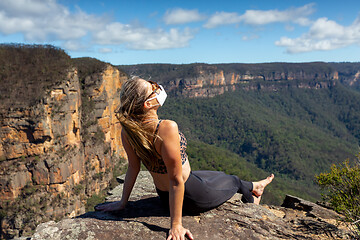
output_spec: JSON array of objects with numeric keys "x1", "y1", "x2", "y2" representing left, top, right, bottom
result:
[
  {"x1": 99, "y1": 48, "x2": 113, "y2": 53},
  {"x1": 285, "y1": 25, "x2": 295, "y2": 31},
  {"x1": 275, "y1": 16, "x2": 360, "y2": 53},
  {"x1": 62, "y1": 40, "x2": 88, "y2": 51},
  {"x1": 294, "y1": 17, "x2": 313, "y2": 26},
  {"x1": 0, "y1": 0, "x2": 196, "y2": 51},
  {"x1": 164, "y1": 8, "x2": 205, "y2": 25},
  {"x1": 203, "y1": 12, "x2": 242, "y2": 29},
  {"x1": 94, "y1": 23, "x2": 195, "y2": 50},
  {"x1": 204, "y1": 3, "x2": 315, "y2": 28},
  {"x1": 242, "y1": 34, "x2": 259, "y2": 41},
  {"x1": 0, "y1": 0, "x2": 59, "y2": 17},
  {"x1": 241, "y1": 4, "x2": 314, "y2": 26},
  {"x1": 0, "y1": 0, "x2": 105, "y2": 42}
]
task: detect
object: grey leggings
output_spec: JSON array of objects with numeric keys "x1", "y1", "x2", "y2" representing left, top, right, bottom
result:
[{"x1": 156, "y1": 170, "x2": 253, "y2": 213}]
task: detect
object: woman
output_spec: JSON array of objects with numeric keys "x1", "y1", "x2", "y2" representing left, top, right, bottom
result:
[{"x1": 95, "y1": 77, "x2": 274, "y2": 240}]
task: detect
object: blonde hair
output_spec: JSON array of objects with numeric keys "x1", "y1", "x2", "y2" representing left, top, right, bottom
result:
[{"x1": 116, "y1": 77, "x2": 160, "y2": 167}]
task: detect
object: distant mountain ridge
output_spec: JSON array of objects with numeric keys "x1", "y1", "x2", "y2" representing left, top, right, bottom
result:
[{"x1": 118, "y1": 62, "x2": 360, "y2": 98}]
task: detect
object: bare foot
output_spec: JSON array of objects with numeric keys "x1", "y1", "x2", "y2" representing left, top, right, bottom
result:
[
  {"x1": 253, "y1": 195, "x2": 261, "y2": 205},
  {"x1": 252, "y1": 174, "x2": 274, "y2": 198},
  {"x1": 95, "y1": 201, "x2": 126, "y2": 212}
]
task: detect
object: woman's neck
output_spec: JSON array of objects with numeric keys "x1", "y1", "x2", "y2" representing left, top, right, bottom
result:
[{"x1": 142, "y1": 109, "x2": 159, "y2": 123}]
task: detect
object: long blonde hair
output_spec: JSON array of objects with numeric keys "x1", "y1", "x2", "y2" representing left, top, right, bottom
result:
[{"x1": 116, "y1": 77, "x2": 160, "y2": 167}]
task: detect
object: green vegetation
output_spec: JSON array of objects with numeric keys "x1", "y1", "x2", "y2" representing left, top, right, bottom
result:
[
  {"x1": 73, "y1": 57, "x2": 108, "y2": 145},
  {"x1": 85, "y1": 193, "x2": 106, "y2": 212},
  {"x1": 329, "y1": 62, "x2": 360, "y2": 90},
  {"x1": 1, "y1": 183, "x2": 51, "y2": 238},
  {"x1": 187, "y1": 140, "x2": 319, "y2": 204},
  {"x1": 73, "y1": 184, "x2": 85, "y2": 195},
  {"x1": 316, "y1": 156, "x2": 360, "y2": 236},
  {"x1": 92, "y1": 172, "x2": 104, "y2": 180},
  {"x1": 158, "y1": 84, "x2": 360, "y2": 204},
  {"x1": 86, "y1": 159, "x2": 128, "y2": 212},
  {"x1": 109, "y1": 158, "x2": 128, "y2": 189},
  {"x1": 118, "y1": 63, "x2": 207, "y2": 82},
  {"x1": 118, "y1": 62, "x2": 360, "y2": 87},
  {"x1": 22, "y1": 182, "x2": 40, "y2": 196},
  {"x1": 94, "y1": 126, "x2": 106, "y2": 144},
  {"x1": 71, "y1": 57, "x2": 108, "y2": 84},
  {"x1": 0, "y1": 44, "x2": 71, "y2": 109}
]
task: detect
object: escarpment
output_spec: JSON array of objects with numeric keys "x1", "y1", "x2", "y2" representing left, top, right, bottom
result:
[
  {"x1": 0, "y1": 46, "x2": 128, "y2": 239},
  {"x1": 119, "y1": 62, "x2": 360, "y2": 98}
]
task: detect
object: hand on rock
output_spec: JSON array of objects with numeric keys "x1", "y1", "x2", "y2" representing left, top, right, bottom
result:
[
  {"x1": 167, "y1": 224, "x2": 194, "y2": 240},
  {"x1": 94, "y1": 200, "x2": 126, "y2": 212}
]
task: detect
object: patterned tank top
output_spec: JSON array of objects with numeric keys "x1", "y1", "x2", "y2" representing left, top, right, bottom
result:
[{"x1": 142, "y1": 120, "x2": 188, "y2": 174}]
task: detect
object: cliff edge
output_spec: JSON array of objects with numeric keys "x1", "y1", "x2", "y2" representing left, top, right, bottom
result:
[
  {"x1": 0, "y1": 45, "x2": 128, "y2": 238},
  {"x1": 30, "y1": 171, "x2": 353, "y2": 240}
]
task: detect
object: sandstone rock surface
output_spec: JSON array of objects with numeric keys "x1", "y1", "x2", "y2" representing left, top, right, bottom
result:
[{"x1": 31, "y1": 171, "x2": 353, "y2": 240}]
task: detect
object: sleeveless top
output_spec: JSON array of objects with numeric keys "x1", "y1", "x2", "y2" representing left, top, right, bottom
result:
[{"x1": 142, "y1": 120, "x2": 188, "y2": 174}]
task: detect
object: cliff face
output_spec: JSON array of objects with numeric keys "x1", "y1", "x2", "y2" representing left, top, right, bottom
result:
[
  {"x1": 163, "y1": 65, "x2": 339, "y2": 98},
  {"x1": 1, "y1": 70, "x2": 77, "y2": 208},
  {"x1": 119, "y1": 63, "x2": 354, "y2": 98},
  {"x1": 0, "y1": 64, "x2": 127, "y2": 239}
]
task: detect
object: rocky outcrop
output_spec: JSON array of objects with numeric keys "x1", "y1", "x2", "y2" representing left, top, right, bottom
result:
[
  {"x1": 349, "y1": 70, "x2": 360, "y2": 87},
  {"x1": 0, "y1": 63, "x2": 128, "y2": 239},
  {"x1": 0, "y1": 69, "x2": 82, "y2": 199},
  {"x1": 30, "y1": 171, "x2": 354, "y2": 240}
]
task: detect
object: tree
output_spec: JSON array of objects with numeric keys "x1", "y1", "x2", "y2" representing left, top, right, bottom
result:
[{"x1": 316, "y1": 155, "x2": 360, "y2": 237}]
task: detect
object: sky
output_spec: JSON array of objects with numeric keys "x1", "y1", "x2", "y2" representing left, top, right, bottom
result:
[{"x1": 0, "y1": 0, "x2": 360, "y2": 65}]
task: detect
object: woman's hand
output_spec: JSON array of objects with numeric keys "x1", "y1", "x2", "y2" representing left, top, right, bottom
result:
[
  {"x1": 94, "y1": 199, "x2": 127, "y2": 212},
  {"x1": 167, "y1": 224, "x2": 194, "y2": 240}
]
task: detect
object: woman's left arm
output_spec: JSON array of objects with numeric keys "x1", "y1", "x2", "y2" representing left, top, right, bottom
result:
[{"x1": 160, "y1": 120, "x2": 193, "y2": 240}]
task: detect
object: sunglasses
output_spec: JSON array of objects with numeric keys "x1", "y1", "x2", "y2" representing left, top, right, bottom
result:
[{"x1": 145, "y1": 80, "x2": 161, "y2": 101}]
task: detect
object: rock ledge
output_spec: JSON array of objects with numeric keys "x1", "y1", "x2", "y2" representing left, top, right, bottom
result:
[{"x1": 30, "y1": 171, "x2": 353, "y2": 240}]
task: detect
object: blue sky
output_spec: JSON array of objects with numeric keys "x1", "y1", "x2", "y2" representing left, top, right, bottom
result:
[{"x1": 0, "y1": 0, "x2": 359, "y2": 64}]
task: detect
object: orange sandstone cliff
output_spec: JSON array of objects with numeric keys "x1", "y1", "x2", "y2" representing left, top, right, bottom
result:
[{"x1": 0, "y1": 61, "x2": 127, "y2": 238}]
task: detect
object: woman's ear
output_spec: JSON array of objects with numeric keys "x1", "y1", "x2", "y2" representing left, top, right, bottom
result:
[{"x1": 144, "y1": 100, "x2": 152, "y2": 109}]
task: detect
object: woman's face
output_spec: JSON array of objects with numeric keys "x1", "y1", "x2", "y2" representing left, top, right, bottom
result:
[
  {"x1": 145, "y1": 81, "x2": 161, "y2": 102},
  {"x1": 143, "y1": 80, "x2": 153, "y2": 97},
  {"x1": 143, "y1": 80, "x2": 161, "y2": 105}
]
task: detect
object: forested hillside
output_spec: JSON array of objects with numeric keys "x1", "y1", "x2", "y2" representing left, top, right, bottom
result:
[
  {"x1": 157, "y1": 84, "x2": 360, "y2": 204},
  {"x1": 119, "y1": 62, "x2": 360, "y2": 89},
  {"x1": 0, "y1": 44, "x2": 71, "y2": 110}
]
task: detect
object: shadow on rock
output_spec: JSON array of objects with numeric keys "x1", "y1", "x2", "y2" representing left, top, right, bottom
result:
[
  {"x1": 73, "y1": 196, "x2": 173, "y2": 236},
  {"x1": 77, "y1": 196, "x2": 169, "y2": 221}
]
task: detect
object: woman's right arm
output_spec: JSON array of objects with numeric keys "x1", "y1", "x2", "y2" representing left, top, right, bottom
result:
[
  {"x1": 120, "y1": 129, "x2": 141, "y2": 206},
  {"x1": 95, "y1": 129, "x2": 140, "y2": 212}
]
